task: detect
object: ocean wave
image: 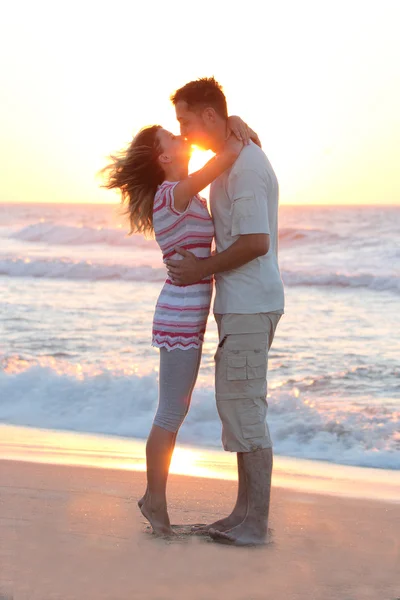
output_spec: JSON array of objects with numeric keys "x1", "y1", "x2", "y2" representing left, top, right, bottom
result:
[
  {"x1": 11, "y1": 222, "x2": 158, "y2": 249},
  {"x1": 279, "y1": 363, "x2": 400, "y2": 397},
  {"x1": 1, "y1": 255, "x2": 399, "y2": 293},
  {"x1": 0, "y1": 362, "x2": 399, "y2": 469},
  {"x1": 282, "y1": 269, "x2": 400, "y2": 293},
  {"x1": 10, "y1": 222, "x2": 339, "y2": 249},
  {"x1": 279, "y1": 227, "x2": 340, "y2": 244},
  {"x1": 0, "y1": 257, "x2": 166, "y2": 282}
]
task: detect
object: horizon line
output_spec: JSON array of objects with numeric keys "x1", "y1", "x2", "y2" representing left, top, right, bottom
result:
[{"x1": 1, "y1": 201, "x2": 399, "y2": 208}]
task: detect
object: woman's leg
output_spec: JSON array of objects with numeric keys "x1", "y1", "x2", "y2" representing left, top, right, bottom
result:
[
  {"x1": 138, "y1": 430, "x2": 178, "y2": 510},
  {"x1": 138, "y1": 346, "x2": 202, "y2": 509},
  {"x1": 140, "y1": 346, "x2": 202, "y2": 535}
]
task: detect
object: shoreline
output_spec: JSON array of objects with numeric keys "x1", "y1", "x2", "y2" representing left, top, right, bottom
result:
[{"x1": 1, "y1": 424, "x2": 399, "y2": 503}]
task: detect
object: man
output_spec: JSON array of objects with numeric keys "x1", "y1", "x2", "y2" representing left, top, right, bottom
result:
[{"x1": 167, "y1": 77, "x2": 284, "y2": 546}]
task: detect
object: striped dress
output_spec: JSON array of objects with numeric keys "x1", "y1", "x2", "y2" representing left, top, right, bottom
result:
[{"x1": 152, "y1": 181, "x2": 214, "y2": 351}]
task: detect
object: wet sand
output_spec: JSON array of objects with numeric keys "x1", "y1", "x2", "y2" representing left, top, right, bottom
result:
[{"x1": 1, "y1": 459, "x2": 399, "y2": 600}]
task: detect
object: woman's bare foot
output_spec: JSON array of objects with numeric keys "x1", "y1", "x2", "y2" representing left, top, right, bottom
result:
[
  {"x1": 209, "y1": 517, "x2": 267, "y2": 546},
  {"x1": 140, "y1": 499, "x2": 175, "y2": 537},
  {"x1": 191, "y1": 512, "x2": 246, "y2": 535},
  {"x1": 138, "y1": 490, "x2": 148, "y2": 509}
]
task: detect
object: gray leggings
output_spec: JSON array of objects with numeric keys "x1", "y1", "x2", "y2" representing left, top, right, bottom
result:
[{"x1": 153, "y1": 346, "x2": 202, "y2": 433}]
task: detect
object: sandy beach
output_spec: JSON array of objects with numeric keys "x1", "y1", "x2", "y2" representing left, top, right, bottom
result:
[{"x1": 1, "y1": 452, "x2": 399, "y2": 600}]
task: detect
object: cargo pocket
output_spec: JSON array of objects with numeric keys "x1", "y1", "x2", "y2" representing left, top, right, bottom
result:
[
  {"x1": 227, "y1": 354, "x2": 247, "y2": 380},
  {"x1": 239, "y1": 399, "x2": 266, "y2": 439},
  {"x1": 246, "y1": 351, "x2": 266, "y2": 380}
]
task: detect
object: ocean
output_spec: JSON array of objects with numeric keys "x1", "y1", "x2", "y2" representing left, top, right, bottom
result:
[{"x1": 0, "y1": 202, "x2": 399, "y2": 470}]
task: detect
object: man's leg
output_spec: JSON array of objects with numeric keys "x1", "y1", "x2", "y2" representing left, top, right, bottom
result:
[
  {"x1": 192, "y1": 315, "x2": 248, "y2": 533},
  {"x1": 208, "y1": 312, "x2": 280, "y2": 545},
  {"x1": 192, "y1": 452, "x2": 248, "y2": 534},
  {"x1": 210, "y1": 447, "x2": 273, "y2": 546}
]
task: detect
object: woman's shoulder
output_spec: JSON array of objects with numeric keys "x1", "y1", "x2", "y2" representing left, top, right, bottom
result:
[
  {"x1": 153, "y1": 181, "x2": 179, "y2": 210},
  {"x1": 155, "y1": 180, "x2": 178, "y2": 196}
]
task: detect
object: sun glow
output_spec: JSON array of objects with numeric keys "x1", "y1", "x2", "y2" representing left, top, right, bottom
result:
[
  {"x1": 169, "y1": 447, "x2": 234, "y2": 479},
  {"x1": 189, "y1": 147, "x2": 213, "y2": 173},
  {"x1": 188, "y1": 147, "x2": 214, "y2": 202},
  {"x1": 169, "y1": 447, "x2": 200, "y2": 476}
]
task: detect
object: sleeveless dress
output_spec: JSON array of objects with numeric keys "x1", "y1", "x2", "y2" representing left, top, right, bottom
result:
[{"x1": 152, "y1": 181, "x2": 214, "y2": 351}]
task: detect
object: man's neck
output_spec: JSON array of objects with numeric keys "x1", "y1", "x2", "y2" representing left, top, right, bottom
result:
[{"x1": 209, "y1": 121, "x2": 229, "y2": 153}]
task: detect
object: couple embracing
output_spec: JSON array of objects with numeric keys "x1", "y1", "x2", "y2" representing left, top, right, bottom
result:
[{"x1": 104, "y1": 77, "x2": 284, "y2": 546}]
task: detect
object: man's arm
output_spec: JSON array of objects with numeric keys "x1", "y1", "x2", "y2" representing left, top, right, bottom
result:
[
  {"x1": 166, "y1": 166, "x2": 271, "y2": 285},
  {"x1": 166, "y1": 234, "x2": 269, "y2": 285}
]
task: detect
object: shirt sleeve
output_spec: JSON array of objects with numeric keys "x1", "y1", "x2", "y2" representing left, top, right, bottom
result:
[
  {"x1": 227, "y1": 168, "x2": 270, "y2": 236},
  {"x1": 154, "y1": 182, "x2": 179, "y2": 214}
]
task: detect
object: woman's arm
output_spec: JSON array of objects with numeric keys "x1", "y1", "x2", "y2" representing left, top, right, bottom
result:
[{"x1": 173, "y1": 135, "x2": 243, "y2": 211}]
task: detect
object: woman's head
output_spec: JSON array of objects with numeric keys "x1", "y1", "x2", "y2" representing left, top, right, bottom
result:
[
  {"x1": 102, "y1": 125, "x2": 190, "y2": 236},
  {"x1": 157, "y1": 128, "x2": 191, "y2": 168}
]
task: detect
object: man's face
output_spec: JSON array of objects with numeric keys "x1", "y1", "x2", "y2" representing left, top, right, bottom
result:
[{"x1": 175, "y1": 101, "x2": 213, "y2": 150}]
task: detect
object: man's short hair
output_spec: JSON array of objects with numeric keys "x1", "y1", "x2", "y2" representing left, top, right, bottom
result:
[{"x1": 171, "y1": 77, "x2": 228, "y2": 120}]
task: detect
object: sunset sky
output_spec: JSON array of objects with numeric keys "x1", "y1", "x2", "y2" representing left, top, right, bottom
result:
[{"x1": 1, "y1": 0, "x2": 399, "y2": 206}]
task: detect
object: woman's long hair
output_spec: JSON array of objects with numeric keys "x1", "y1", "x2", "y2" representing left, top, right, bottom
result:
[{"x1": 102, "y1": 125, "x2": 165, "y2": 236}]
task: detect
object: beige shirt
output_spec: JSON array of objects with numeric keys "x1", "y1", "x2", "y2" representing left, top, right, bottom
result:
[{"x1": 210, "y1": 141, "x2": 285, "y2": 315}]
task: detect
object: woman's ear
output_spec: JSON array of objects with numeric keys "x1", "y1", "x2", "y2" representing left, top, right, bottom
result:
[{"x1": 158, "y1": 153, "x2": 172, "y2": 165}]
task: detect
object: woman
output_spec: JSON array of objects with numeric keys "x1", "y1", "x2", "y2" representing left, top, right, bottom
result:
[{"x1": 103, "y1": 118, "x2": 255, "y2": 535}]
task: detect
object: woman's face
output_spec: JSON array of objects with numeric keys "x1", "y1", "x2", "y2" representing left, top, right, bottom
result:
[{"x1": 157, "y1": 129, "x2": 191, "y2": 168}]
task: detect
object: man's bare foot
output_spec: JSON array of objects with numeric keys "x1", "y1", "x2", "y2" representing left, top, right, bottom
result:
[
  {"x1": 140, "y1": 500, "x2": 174, "y2": 536},
  {"x1": 209, "y1": 518, "x2": 267, "y2": 546},
  {"x1": 191, "y1": 512, "x2": 246, "y2": 535}
]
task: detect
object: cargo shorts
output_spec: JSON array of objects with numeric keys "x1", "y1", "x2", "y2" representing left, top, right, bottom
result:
[{"x1": 214, "y1": 312, "x2": 281, "y2": 453}]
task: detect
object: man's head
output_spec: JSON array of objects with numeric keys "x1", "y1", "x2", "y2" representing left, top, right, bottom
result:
[{"x1": 171, "y1": 77, "x2": 228, "y2": 150}]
